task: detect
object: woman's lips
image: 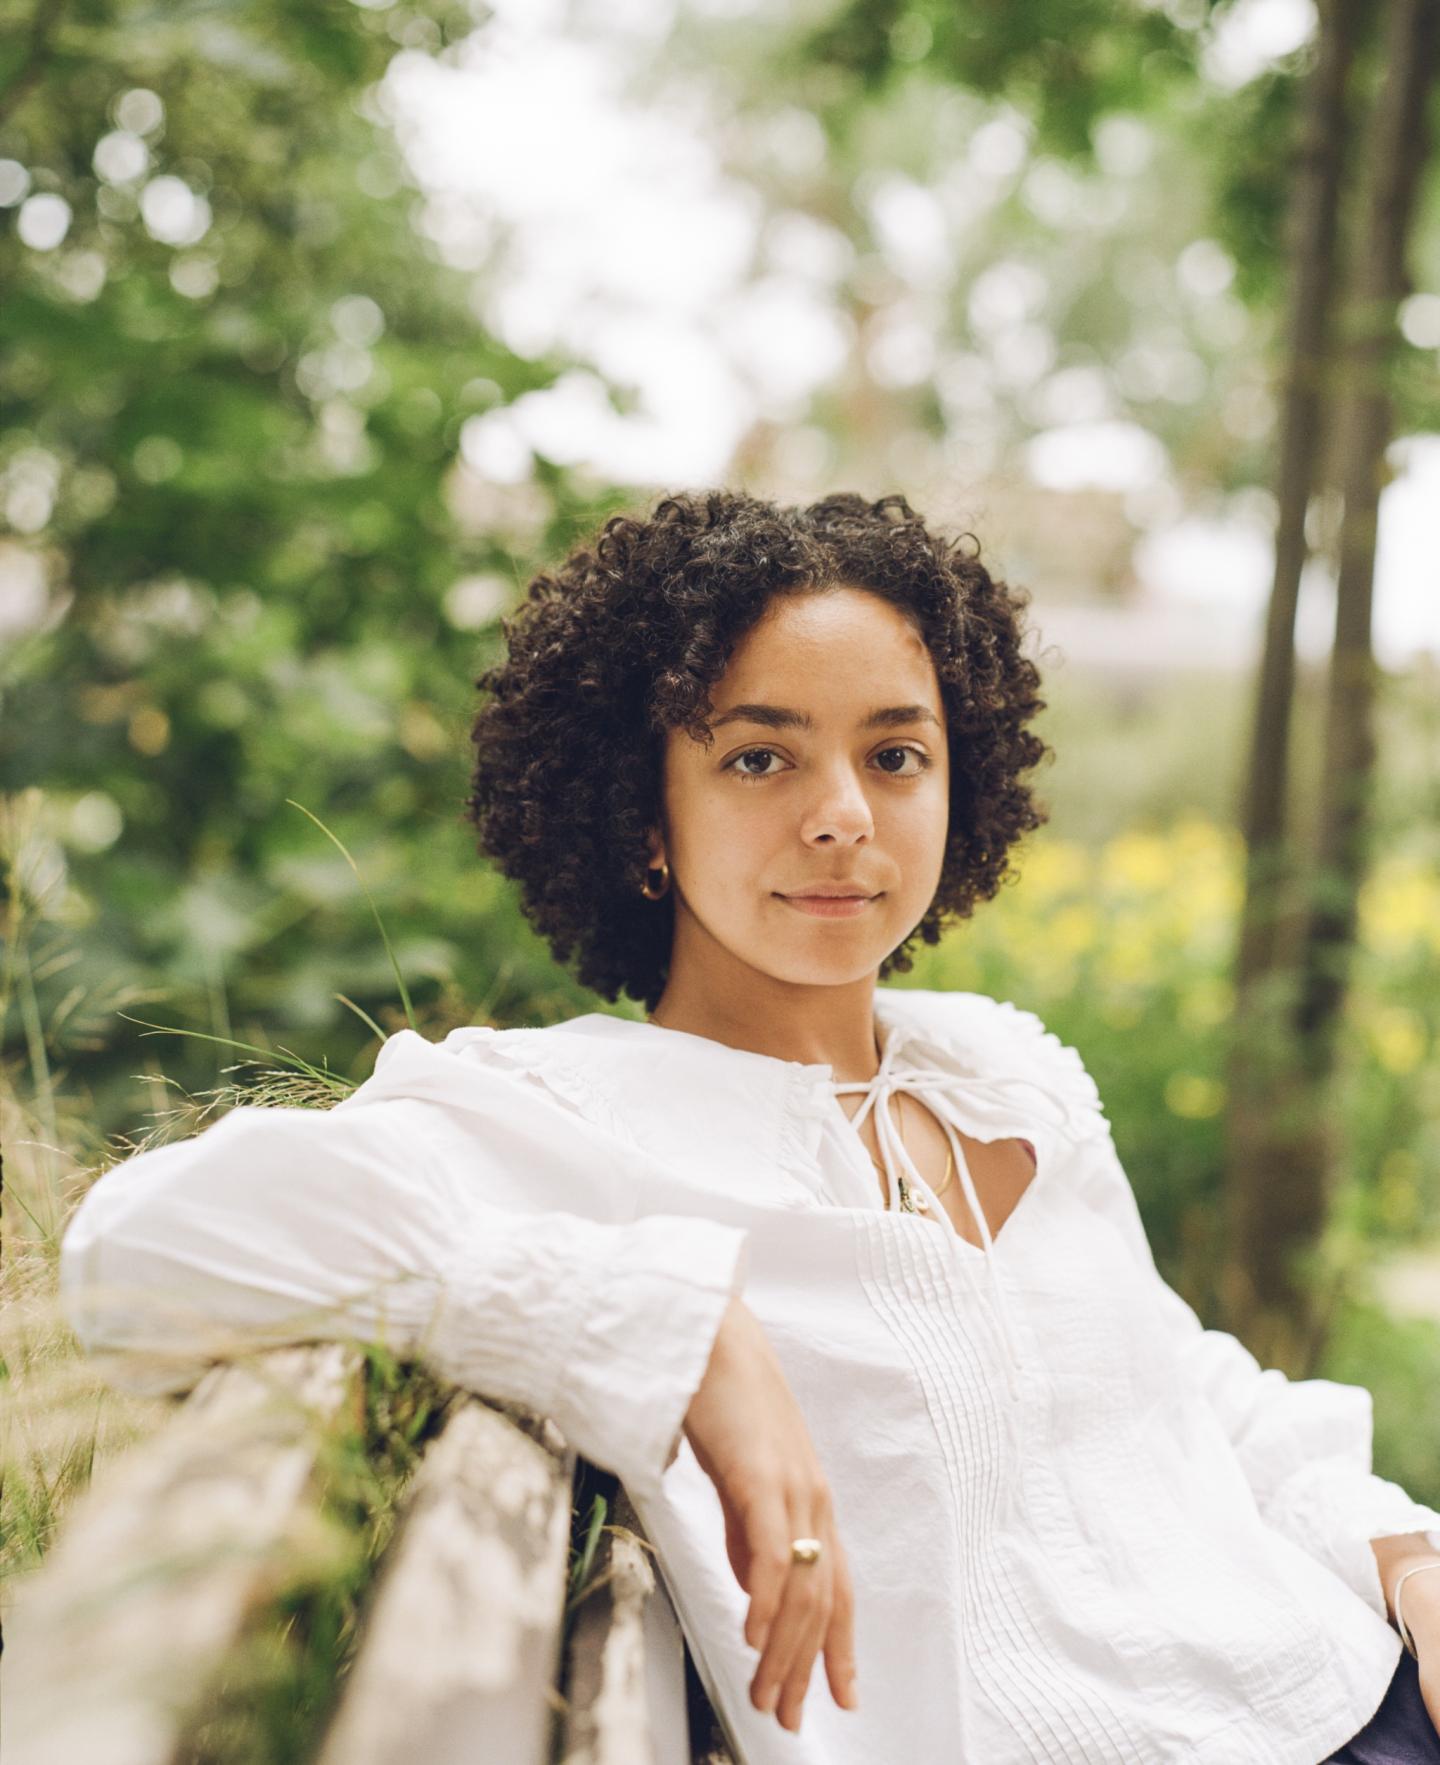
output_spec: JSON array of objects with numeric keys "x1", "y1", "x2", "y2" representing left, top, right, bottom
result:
[{"x1": 776, "y1": 892, "x2": 879, "y2": 918}]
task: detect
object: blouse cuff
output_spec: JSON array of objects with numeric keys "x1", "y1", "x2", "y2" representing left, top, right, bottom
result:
[
  {"x1": 424, "y1": 1211, "x2": 751, "y2": 1506},
  {"x1": 1262, "y1": 1461, "x2": 1440, "y2": 1622}
]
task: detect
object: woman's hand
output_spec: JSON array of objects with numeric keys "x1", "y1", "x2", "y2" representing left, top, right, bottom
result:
[{"x1": 682, "y1": 1293, "x2": 859, "y2": 1734}]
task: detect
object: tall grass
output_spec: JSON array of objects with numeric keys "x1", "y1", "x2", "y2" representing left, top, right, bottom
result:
[
  {"x1": 2, "y1": 787, "x2": 182, "y2": 1588},
  {"x1": 0, "y1": 792, "x2": 618, "y2": 1763}
]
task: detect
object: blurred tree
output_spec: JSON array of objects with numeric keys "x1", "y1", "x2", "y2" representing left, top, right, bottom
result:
[
  {"x1": 0, "y1": 2, "x2": 631, "y2": 1123},
  {"x1": 1223, "y1": 0, "x2": 1366, "y2": 1365},
  {"x1": 1225, "y1": 0, "x2": 1440, "y2": 1364},
  {"x1": 676, "y1": 0, "x2": 1436, "y2": 561}
]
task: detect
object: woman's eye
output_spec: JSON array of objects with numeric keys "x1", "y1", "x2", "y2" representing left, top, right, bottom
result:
[
  {"x1": 725, "y1": 745, "x2": 932, "y2": 783},
  {"x1": 729, "y1": 747, "x2": 787, "y2": 780},
  {"x1": 875, "y1": 745, "x2": 932, "y2": 777}
]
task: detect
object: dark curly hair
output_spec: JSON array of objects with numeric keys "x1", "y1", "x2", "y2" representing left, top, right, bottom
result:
[{"x1": 465, "y1": 488, "x2": 1052, "y2": 1012}]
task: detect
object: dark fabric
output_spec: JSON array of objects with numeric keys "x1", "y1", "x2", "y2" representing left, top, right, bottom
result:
[{"x1": 1324, "y1": 1650, "x2": 1440, "y2": 1764}]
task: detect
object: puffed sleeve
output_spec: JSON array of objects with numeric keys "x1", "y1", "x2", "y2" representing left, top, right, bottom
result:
[
  {"x1": 984, "y1": 995, "x2": 1440, "y2": 1623},
  {"x1": 58, "y1": 1029, "x2": 752, "y2": 1507}
]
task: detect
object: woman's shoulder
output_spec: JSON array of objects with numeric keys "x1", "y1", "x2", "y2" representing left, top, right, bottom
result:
[
  {"x1": 363, "y1": 1013, "x2": 809, "y2": 1201},
  {"x1": 353, "y1": 1013, "x2": 635, "y2": 1080},
  {"x1": 876, "y1": 985, "x2": 1111, "y2": 1141},
  {"x1": 337, "y1": 1017, "x2": 650, "y2": 1147}
]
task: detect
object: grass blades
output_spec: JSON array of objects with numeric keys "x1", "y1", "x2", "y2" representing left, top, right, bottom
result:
[{"x1": 284, "y1": 800, "x2": 418, "y2": 1034}]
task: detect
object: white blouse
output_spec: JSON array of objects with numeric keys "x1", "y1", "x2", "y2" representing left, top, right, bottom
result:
[{"x1": 58, "y1": 985, "x2": 1440, "y2": 1764}]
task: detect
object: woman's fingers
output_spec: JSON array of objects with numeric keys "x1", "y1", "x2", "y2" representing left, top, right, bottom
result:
[
  {"x1": 743, "y1": 1487, "x2": 799, "y2": 1690},
  {"x1": 773, "y1": 1580, "x2": 831, "y2": 1731},
  {"x1": 749, "y1": 1485, "x2": 835, "y2": 1731},
  {"x1": 775, "y1": 1495, "x2": 854, "y2": 1729},
  {"x1": 823, "y1": 1543, "x2": 860, "y2": 1711},
  {"x1": 738, "y1": 1476, "x2": 790, "y2": 1656}
]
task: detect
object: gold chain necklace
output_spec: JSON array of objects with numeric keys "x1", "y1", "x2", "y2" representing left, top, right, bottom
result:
[{"x1": 885, "y1": 1091, "x2": 955, "y2": 1215}]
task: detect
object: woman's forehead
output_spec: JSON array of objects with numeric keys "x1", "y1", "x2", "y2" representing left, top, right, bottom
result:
[{"x1": 716, "y1": 591, "x2": 941, "y2": 704}]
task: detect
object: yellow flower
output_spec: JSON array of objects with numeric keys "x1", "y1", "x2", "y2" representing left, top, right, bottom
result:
[
  {"x1": 1048, "y1": 901, "x2": 1101, "y2": 959},
  {"x1": 1102, "y1": 994, "x2": 1145, "y2": 1029},
  {"x1": 1179, "y1": 976, "x2": 1235, "y2": 1030},
  {"x1": 1107, "y1": 929, "x2": 1159, "y2": 985},
  {"x1": 1023, "y1": 837, "x2": 1093, "y2": 898},
  {"x1": 1100, "y1": 830, "x2": 1176, "y2": 895},
  {"x1": 1377, "y1": 1149, "x2": 1421, "y2": 1232},
  {"x1": 1359, "y1": 865, "x2": 1440, "y2": 956},
  {"x1": 127, "y1": 705, "x2": 171, "y2": 756},
  {"x1": 1165, "y1": 1072, "x2": 1226, "y2": 1119},
  {"x1": 1367, "y1": 1006, "x2": 1428, "y2": 1076}
]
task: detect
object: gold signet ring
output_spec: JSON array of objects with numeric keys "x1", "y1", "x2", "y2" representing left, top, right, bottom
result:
[{"x1": 790, "y1": 1537, "x2": 824, "y2": 1565}]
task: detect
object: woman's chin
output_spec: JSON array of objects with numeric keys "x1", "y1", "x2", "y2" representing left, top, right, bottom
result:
[{"x1": 751, "y1": 933, "x2": 895, "y2": 988}]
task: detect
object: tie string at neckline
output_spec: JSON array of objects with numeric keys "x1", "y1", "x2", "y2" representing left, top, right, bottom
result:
[{"x1": 827, "y1": 1023, "x2": 1088, "y2": 1407}]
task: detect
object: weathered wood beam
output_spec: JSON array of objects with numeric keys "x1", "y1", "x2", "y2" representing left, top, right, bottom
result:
[
  {"x1": 311, "y1": 1396, "x2": 575, "y2": 1765},
  {"x1": 4, "y1": 1343, "x2": 360, "y2": 1765},
  {"x1": 558, "y1": 1483, "x2": 663, "y2": 1765}
]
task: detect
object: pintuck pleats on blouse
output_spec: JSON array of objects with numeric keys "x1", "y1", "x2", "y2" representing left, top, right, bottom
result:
[{"x1": 58, "y1": 986, "x2": 1440, "y2": 1765}]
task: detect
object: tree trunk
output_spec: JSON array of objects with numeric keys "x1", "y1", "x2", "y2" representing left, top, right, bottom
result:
[
  {"x1": 1289, "y1": 0, "x2": 1440, "y2": 1349},
  {"x1": 1223, "y1": 0, "x2": 1440, "y2": 1366},
  {"x1": 1301, "y1": 0, "x2": 1439, "y2": 1060},
  {"x1": 1219, "y1": 0, "x2": 1364, "y2": 1358}
]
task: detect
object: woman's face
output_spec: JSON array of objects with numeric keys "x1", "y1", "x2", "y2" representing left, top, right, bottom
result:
[{"x1": 650, "y1": 585, "x2": 951, "y2": 992}]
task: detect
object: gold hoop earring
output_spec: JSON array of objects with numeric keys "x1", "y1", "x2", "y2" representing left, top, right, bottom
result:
[{"x1": 640, "y1": 859, "x2": 670, "y2": 901}]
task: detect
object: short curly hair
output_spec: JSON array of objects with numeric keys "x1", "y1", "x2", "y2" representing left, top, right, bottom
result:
[{"x1": 465, "y1": 488, "x2": 1051, "y2": 1012}]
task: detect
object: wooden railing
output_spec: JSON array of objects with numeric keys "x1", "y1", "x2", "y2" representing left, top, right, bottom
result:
[{"x1": 5, "y1": 1345, "x2": 738, "y2": 1765}]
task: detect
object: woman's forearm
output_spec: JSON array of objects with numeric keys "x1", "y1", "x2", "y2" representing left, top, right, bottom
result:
[{"x1": 1371, "y1": 1531, "x2": 1440, "y2": 1630}]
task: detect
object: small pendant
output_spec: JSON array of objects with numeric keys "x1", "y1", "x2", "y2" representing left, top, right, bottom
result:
[{"x1": 897, "y1": 1175, "x2": 929, "y2": 1214}]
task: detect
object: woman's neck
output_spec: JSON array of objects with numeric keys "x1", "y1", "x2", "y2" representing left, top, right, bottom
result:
[{"x1": 647, "y1": 979, "x2": 884, "y2": 1081}]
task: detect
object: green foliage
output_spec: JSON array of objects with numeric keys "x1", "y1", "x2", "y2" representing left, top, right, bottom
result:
[
  {"x1": 567, "y1": 1465, "x2": 615, "y2": 1616},
  {"x1": 798, "y1": 0, "x2": 1199, "y2": 158},
  {"x1": 765, "y1": 0, "x2": 1440, "y2": 459},
  {"x1": 0, "y1": 2, "x2": 634, "y2": 1125},
  {"x1": 284, "y1": 798, "x2": 417, "y2": 1032},
  {"x1": 1205, "y1": 65, "x2": 1297, "y2": 313}
]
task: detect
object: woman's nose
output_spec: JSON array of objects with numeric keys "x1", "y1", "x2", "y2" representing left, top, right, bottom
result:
[{"x1": 800, "y1": 765, "x2": 874, "y2": 843}]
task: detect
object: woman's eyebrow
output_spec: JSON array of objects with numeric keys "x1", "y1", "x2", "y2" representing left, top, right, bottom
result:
[{"x1": 711, "y1": 703, "x2": 941, "y2": 731}]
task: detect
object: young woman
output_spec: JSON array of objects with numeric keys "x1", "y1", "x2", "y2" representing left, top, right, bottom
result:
[{"x1": 61, "y1": 490, "x2": 1440, "y2": 1762}]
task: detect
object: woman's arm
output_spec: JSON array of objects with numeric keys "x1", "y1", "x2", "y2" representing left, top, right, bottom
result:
[
  {"x1": 62, "y1": 1032, "x2": 867, "y2": 1735},
  {"x1": 59, "y1": 1032, "x2": 751, "y2": 1507},
  {"x1": 1372, "y1": 1532, "x2": 1440, "y2": 1631},
  {"x1": 1068, "y1": 1112, "x2": 1440, "y2": 1620},
  {"x1": 1373, "y1": 1533, "x2": 1440, "y2": 1737},
  {"x1": 977, "y1": 995, "x2": 1440, "y2": 1627}
]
